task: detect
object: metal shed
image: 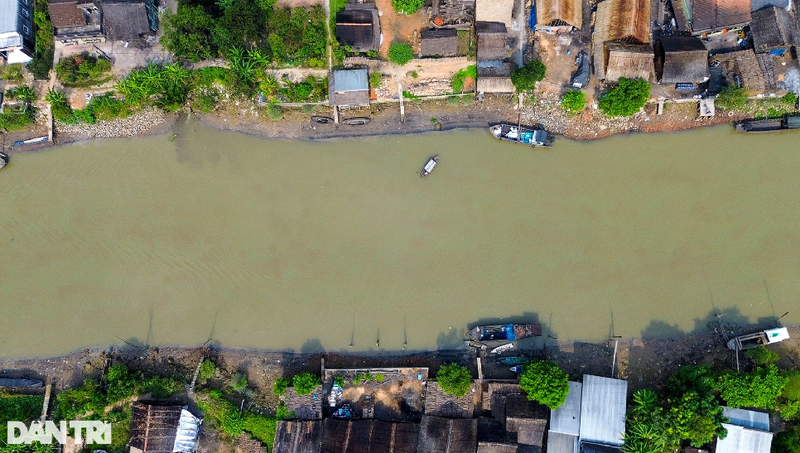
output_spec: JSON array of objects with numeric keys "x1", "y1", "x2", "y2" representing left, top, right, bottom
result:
[
  {"x1": 716, "y1": 424, "x2": 773, "y2": 453},
  {"x1": 578, "y1": 375, "x2": 627, "y2": 446},
  {"x1": 723, "y1": 407, "x2": 770, "y2": 431},
  {"x1": 551, "y1": 382, "x2": 582, "y2": 436},
  {"x1": 547, "y1": 432, "x2": 579, "y2": 453}
]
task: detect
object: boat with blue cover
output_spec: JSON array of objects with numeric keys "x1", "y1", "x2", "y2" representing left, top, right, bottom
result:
[
  {"x1": 496, "y1": 356, "x2": 530, "y2": 366},
  {"x1": 490, "y1": 122, "x2": 554, "y2": 147},
  {"x1": 468, "y1": 323, "x2": 542, "y2": 342}
]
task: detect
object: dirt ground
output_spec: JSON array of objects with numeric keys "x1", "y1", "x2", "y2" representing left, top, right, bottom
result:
[{"x1": 374, "y1": 0, "x2": 429, "y2": 56}]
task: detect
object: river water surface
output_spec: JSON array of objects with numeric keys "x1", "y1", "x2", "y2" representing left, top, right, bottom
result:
[{"x1": 2, "y1": 120, "x2": 799, "y2": 358}]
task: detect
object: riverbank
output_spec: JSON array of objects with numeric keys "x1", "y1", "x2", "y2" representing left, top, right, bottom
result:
[{"x1": 2, "y1": 324, "x2": 797, "y2": 408}]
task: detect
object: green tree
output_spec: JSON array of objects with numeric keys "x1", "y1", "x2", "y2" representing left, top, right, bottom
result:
[
  {"x1": 388, "y1": 42, "x2": 414, "y2": 65},
  {"x1": 273, "y1": 377, "x2": 291, "y2": 395},
  {"x1": 714, "y1": 86, "x2": 748, "y2": 111},
  {"x1": 773, "y1": 423, "x2": 800, "y2": 453},
  {"x1": 598, "y1": 78, "x2": 650, "y2": 116},
  {"x1": 436, "y1": 363, "x2": 472, "y2": 397},
  {"x1": 451, "y1": 65, "x2": 476, "y2": 93},
  {"x1": 518, "y1": 360, "x2": 568, "y2": 409},
  {"x1": 369, "y1": 72, "x2": 383, "y2": 88},
  {"x1": 716, "y1": 365, "x2": 788, "y2": 410},
  {"x1": 160, "y1": 4, "x2": 218, "y2": 62},
  {"x1": 782, "y1": 92, "x2": 798, "y2": 107},
  {"x1": 561, "y1": 90, "x2": 586, "y2": 114},
  {"x1": 391, "y1": 0, "x2": 424, "y2": 14},
  {"x1": 198, "y1": 359, "x2": 217, "y2": 384},
  {"x1": 623, "y1": 390, "x2": 669, "y2": 453},
  {"x1": 292, "y1": 372, "x2": 320, "y2": 395},
  {"x1": 511, "y1": 60, "x2": 546, "y2": 92},
  {"x1": 746, "y1": 346, "x2": 779, "y2": 366},
  {"x1": 231, "y1": 372, "x2": 248, "y2": 392}
]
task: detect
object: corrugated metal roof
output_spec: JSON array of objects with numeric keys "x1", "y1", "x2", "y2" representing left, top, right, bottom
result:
[
  {"x1": 0, "y1": 0, "x2": 19, "y2": 34},
  {"x1": 722, "y1": 407, "x2": 770, "y2": 431},
  {"x1": 578, "y1": 375, "x2": 627, "y2": 446},
  {"x1": 333, "y1": 69, "x2": 369, "y2": 93},
  {"x1": 716, "y1": 424, "x2": 773, "y2": 453},
  {"x1": 547, "y1": 432, "x2": 579, "y2": 453},
  {"x1": 551, "y1": 382, "x2": 582, "y2": 435}
]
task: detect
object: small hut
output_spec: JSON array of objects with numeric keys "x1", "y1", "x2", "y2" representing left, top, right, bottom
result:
[
  {"x1": 477, "y1": 62, "x2": 515, "y2": 93},
  {"x1": 476, "y1": 21, "x2": 508, "y2": 61},
  {"x1": 475, "y1": 0, "x2": 515, "y2": 28},
  {"x1": 711, "y1": 49, "x2": 767, "y2": 92},
  {"x1": 420, "y1": 28, "x2": 458, "y2": 57},
  {"x1": 424, "y1": 381, "x2": 474, "y2": 418},
  {"x1": 319, "y1": 419, "x2": 419, "y2": 453},
  {"x1": 329, "y1": 68, "x2": 370, "y2": 109},
  {"x1": 417, "y1": 417, "x2": 477, "y2": 453},
  {"x1": 273, "y1": 421, "x2": 322, "y2": 453},
  {"x1": 335, "y1": 3, "x2": 380, "y2": 52},
  {"x1": 604, "y1": 42, "x2": 654, "y2": 82},
  {"x1": 49, "y1": 0, "x2": 104, "y2": 42},
  {"x1": 536, "y1": 0, "x2": 582, "y2": 31},
  {"x1": 689, "y1": 0, "x2": 751, "y2": 34},
  {"x1": 750, "y1": 6, "x2": 796, "y2": 54},
  {"x1": 99, "y1": 0, "x2": 151, "y2": 41},
  {"x1": 655, "y1": 37, "x2": 709, "y2": 84},
  {"x1": 591, "y1": 0, "x2": 651, "y2": 79}
]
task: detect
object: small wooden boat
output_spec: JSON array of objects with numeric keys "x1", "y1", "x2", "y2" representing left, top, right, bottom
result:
[
  {"x1": 468, "y1": 323, "x2": 542, "y2": 342},
  {"x1": 727, "y1": 327, "x2": 790, "y2": 350},
  {"x1": 490, "y1": 342, "x2": 515, "y2": 355},
  {"x1": 496, "y1": 356, "x2": 529, "y2": 366},
  {"x1": 464, "y1": 340, "x2": 487, "y2": 350},
  {"x1": 490, "y1": 122, "x2": 554, "y2": 147},
  {"x1": 510, "y1": 365, "x2": 524, "y2": 373},
  {"x1": 735, "y1": 114, "x2": 800, "y2": 133},
  {"x1": 343, "y1": 117, "x2": 370, "y2": 126},
  {"x1": 420, "y1": 155, "x2": 438, "y2": 177},
  {"x1": 0, "y1": 151, "x2": 8, "y2": 170}
]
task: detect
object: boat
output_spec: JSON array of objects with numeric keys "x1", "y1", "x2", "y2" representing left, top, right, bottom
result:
[
  {"x1": 490, "y1": 122, "x2": 554, "y2": 147},
  {"x1": 0, "y1": 151, "x2": 8, "y2": 170},
  {"x1": 496, "y1": 356, "x2": 530, "y2": 366},
  {"x1": 468, "y1": 323, "x2": 542, "y2": 342},
  {"x1": 735, "y1": 114, "x2": 800, "y2": 133},
  {"x1": 727, "y1": 327, "x2": 790, "y2": 350},
  {"x1": 464, "y1": 340, "x2": 487, "y2": 350},
  {"x1": 510, "y1": 365, "x2": 524, "y2": 373},
  {"x1": 420, "y1": 155, "x2": 438, "y2": 177},
  {"x1": 490, "y1": 342, "x2": 515, "y2": 355}
]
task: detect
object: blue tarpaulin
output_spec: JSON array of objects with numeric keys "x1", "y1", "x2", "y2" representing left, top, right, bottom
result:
[
  {"x1": 529, "y1": 5, "x2": 537, "y2": 29},
  {"x1": 770, "y1": 48, "x2": 788, "y2": 56},
  {"x1": 504, "y1": 324, "x2": 516, "y2": 341}
]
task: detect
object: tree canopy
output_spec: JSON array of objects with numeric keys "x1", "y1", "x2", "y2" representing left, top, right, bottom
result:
[
  {"x1": 436, "y1": 363, "x2": 472, "y2": 397},
  {"x1": 511, "y1": 60, "x2": 546, "y2": 92},
  {"x1": 292, "y1": 372, "x2": 320, "y2": 395},
  {"x1": 518, "y1": 360, "x2": 568, "y2": 409},
  {"x1": 391, "y1": 0, "x2": 424, "y2": 14},
  {"x1": 598, "y1": 78, "x2": 650, "y2": 117},
  {"x1": 561, "y1": 90, "x2": 586, "y2": 114},
  {"x1": 716, "y1": 365, "x2": 788, "y2": 410},
  {"x1": 388, "y1": 42, "x2": 414, "y2": 65}
]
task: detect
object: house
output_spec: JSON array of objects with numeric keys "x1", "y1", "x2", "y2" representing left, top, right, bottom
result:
[
  {"x1": 477, "y1": 385, "x2": 549, "y2": 453},
  {"x1": 715, "y1": 407, "x2": 773, "y2": 453},
  {"x1": 655, "y1": 37, "x2": 709, "y2": 84},
  {"x1": 425, "y1": 380, "x2": 474, "y2": 418},
  {"x1": 335, "y1": 3, "x2": 380, "y2": 52},
  {"x1": 476, "y1": 21, "x2": 508, "y2": 61},
  {"x1": 417, "y1": 416, "x2": 477, "y2": 453},
  {"x1": 604, "y1": 42, "x2": 654, "y2": 82},
  {"x1": 475, "y1": 0, "x2": 515, "y2": 28},
  {"x1": 0, "y1": 0, "x2": 35, "y2": 63},
  {"x1": 128, "y1": 403, "x2": 202, "y2": 453},
  {"x1": 99, "y1": 0, "x2": 151, "y2": 41},
  {"x1": 273, "y1": 421, "x2": 323, "y2": 453},
  {"x1": 591, "y1": 0, "x2": 651, "y2": 80},
  {"x1": 319, "y1": 419, "x2": 419, "y2": 453},
  {"x1": 710, "y1": 49, "x2": 768, "y2": 92},
  {"x1": 535, "y1": 0, "x2": 582, "y2": 31},
  {"x1": 49, "y1": 0, "x2": 103, "y2": 44},
  {"x1": 477, "y1": 62, "x2": 515, "y2": 93},
  {"x1": 328, "y1": 68, "x2": 370, "y2": 109},
  {"x1": 420, "y1": 28, "x2": 458, "y2": 57},
  {"x1": 689, "y1": 0, "x2": 751, "y2": 34},
  {"x1": 578, "y1": 376, "x2": 627, "y2": 450},
  {"x1": 750, "y1": 6, "x2": 797, "y2": 54},
  {"x1": 547, "y1": 381, "x2": 582, "y2": 453}
]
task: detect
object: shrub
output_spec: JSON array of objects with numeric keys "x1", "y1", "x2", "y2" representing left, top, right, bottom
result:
[
  {"x1": 375, "y1": 374, "x2": 385, "y2": 382},
  {"x1": 519, "y1": 360, "x2": 569, "y2": 409},
  {"x1": 273, "y1": 377, "x2": 291, "y2": 395},
  {"x1": 276, "y1": 403, "x2": 295, "y2": 420},
  {"x1": 6, "y1": 86, "x2": 37, "y2": 103},
  {"x1": 436, "y1": 363, "x2": 472, "y2": 397},
  {"x1": 561, "y1": 90, "x2": 586, "y2": 114},
  {"x1": 598, "y1": 78, "x2": 650, "y2": 117},
  {"x1": 334, "y1": 376, "x2": 345, "y2": 388},
  {"x1": 0, "y1": 110, "x2": 35, "y2": 131},
  {"x1": 388, "y1": 42, "x2": 414, "y2": 65},
  {"x1": 197, "y1": 390, "x2": 277, "y2": 446},
  {"x1": 231, "y1": 372, "x2": 248, "y2": 392},
  {"x1": 773, "y1": 424, "x2": 800, "y2": 453},
  {"x1": 198, "y1": 359, "x2": 217, "y2": 384},
  {"x1": 190, "y1": 89, "x2": 219, "y2": 113},
  {"x1": 782, "y1": 92, "x2": 798, "y2": 107},
  {"x1": 29, "y1": 48, "x2": 55, "y2": 80},
  {"x1": 369, "y1": 72, "x2": 383, "y2": 88},
  {"x1": 716, "y1": 365, "x2": 788, "y2": 410},
  {"x1": 391, "y1": 0, "x2": 424, "y2": 14},
  {"x1": 451, "y1": 65, "x2": 476, "y2": 93},
  {"x1": 746, "y1": 346, "x2": 779, "y2": 366},
  {"x1": 511, "y1": 60, "x2": 546, "y2": 92},
  {"x1": 45, "y1": 89, "x2": 77, "y2": 124},
  {"x1": 785, "y1": 371, "x2": 800, "y2": 401},
  {"x1": 265, "y1": 103, "x2": 282, "y2": 120},
  {"x1": 2, "y1": 64, "x2": 24, "y2": 83},
  {"x1": 0, "y1": 395, "x2": 45, "y2": 424},
  {"x1": 715, "y1": 86, "x2": 748, "y2": 111},
  {"x1": 292, "y1": 372, "x2": 320, "y2": 395},
  {"x1": 55, "y1": 53, "x2": 112, "y2": 85}
]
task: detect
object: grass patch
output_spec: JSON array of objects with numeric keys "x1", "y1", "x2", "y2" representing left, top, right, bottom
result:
[
  {"x1": 62, "y1": 76, "x2": 114, "y2": 89},
  {"x1": 197, "y1": 390, "x2": 277, "y2": 447},
  {"x1": 456, "y1": 30, "x2": 475, "y2": 57},
  {"x1": 451, "y1": 65, "x2": 476, "y2": 94}
]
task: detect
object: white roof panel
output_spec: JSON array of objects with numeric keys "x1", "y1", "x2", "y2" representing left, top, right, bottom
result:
[
  {"x1": 723, "y1": 407, "x2": 770, "y2": 431},
  {"x1": 551, "y1": 382, "x2": 582, "y2": 435},
  {"x1": 765, "y1": 327, "x2": 790, "y2": 343},
  {"x1": 579, "y1": 375, "x2": 627, "y2": 446},
  {"x1": 547, "y1": 431, "x2": 579, "y2": 453},
  {"x1": 0, "y1": 0, "x2": 19, "y2": 34},
  {"x1": 716, "y1": 424, "x2": 773, "y2": 453}
]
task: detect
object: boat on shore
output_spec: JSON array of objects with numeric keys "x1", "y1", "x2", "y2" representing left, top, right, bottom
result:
[
  {"x1": 0, "y1": 151, "x2": 9, "y2": 170},
  {"x1": 468, "y1": 323, "x2": 542, "y2": 342},
  {"x1": 727, "y1": 327, "x2": 790, "y2": 350},
  {"x1": 490, "y1": 342, "x2": 515, "y2": 355},
  {"x1": 496, "y1": 356, "x2": 529, "y2": 366},
  {"x1": 490, "y1": 122, "x2": 554, "y2": 147},
  {"x1": 420, "y1": 155, "x2": 438, "y2": 177},
  {"x1": 735, "y1": 114, "x2": 800, "y2": 133},
  {"x1": 510, "y1": 365, "x2": 524, "y2": 373}
]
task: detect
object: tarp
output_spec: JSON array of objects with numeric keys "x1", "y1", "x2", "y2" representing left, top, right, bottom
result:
[
  {"x1": 529, "y1": 4, "x2": 537, "y2": 29},
  {"x1": 571, "y1": 52, "x2": 590, "y2": 88},
  {"x1": 769, "y1": 48, "x2": 788, "y2": 56}
]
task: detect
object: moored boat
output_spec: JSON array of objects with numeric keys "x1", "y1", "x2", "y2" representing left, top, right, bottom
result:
[
  {"x1": 490, "y1": 122, "x2": 554, "y2": 147},
  {"x1": 496, "y1": 356, "x2": 530, "y2": 366},
  {"x1": 468, "y1": 323, "x2": 542, "y2": 342},
  {"x1": 0, "y1": 151, "x2": 9, "y2": 170},
  {"x1": 735, "y1": 114, "x2": 800, "y2": 133},
  {"x1": 420, "y1": 155, "x2": 439, "y2": 177},
  {"x1": 510, "y1": 365, "x2": 524, "y2": 373},
  {"x1": 727, "y1": 327, "x2": 790, "y2": 350},
  {"x1": 490, "y1": 342, "x2": 515, "y2": 355}
]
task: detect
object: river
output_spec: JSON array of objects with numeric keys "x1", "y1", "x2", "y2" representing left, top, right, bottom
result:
[{"x1": 1, "y1": 120, "x2": 799, "y2": 358}]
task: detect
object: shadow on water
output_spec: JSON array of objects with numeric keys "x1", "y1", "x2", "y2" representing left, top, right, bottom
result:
[{"x1": 301, "y1": 338, "x2": 325, "y2": 354}]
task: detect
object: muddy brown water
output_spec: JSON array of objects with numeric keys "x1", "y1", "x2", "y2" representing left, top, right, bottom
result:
[{"x1": 2, "y1": 119, "x2": 799, "y2": 358}]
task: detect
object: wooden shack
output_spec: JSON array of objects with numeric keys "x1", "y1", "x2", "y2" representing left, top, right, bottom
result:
[
  {"x1": 591, "y1": 0, "x2": 651, "y2": 79},
  {"x1": 420, "y1": 28, "x2": 459, "y2": 57},
  {"x1": 335, "y1": 3, "x2": 380, "y2": 52},
  {"x1": 536, "y1": 0, "x2": 582, "y2": 30},
  {"x1": 750, "y1": 6, "x2": 796, "y2": 53},
  {"x1": 604, "y1": 42, "x2": 654, "y2": 82},
  {"x1": 655, "y1": 37, "x2": 709, "y2": 84}
]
